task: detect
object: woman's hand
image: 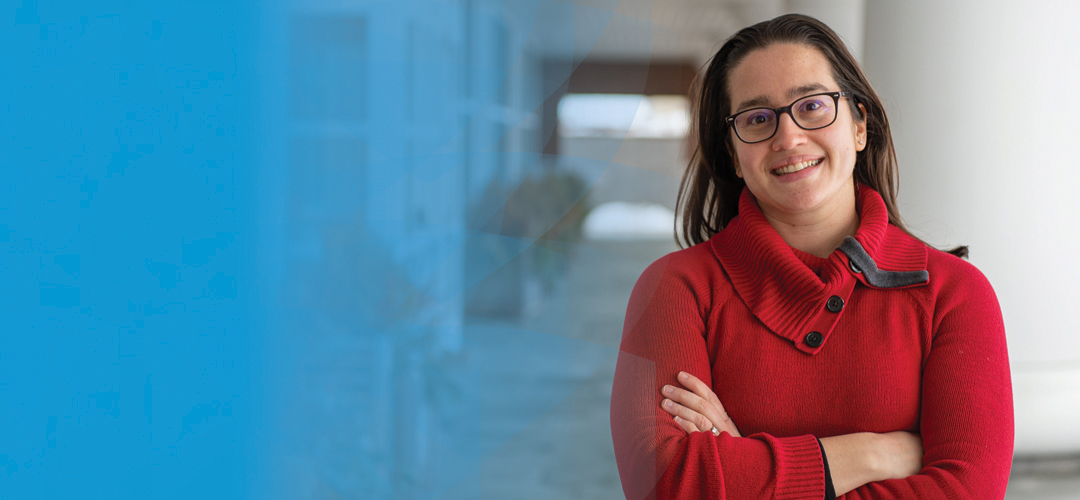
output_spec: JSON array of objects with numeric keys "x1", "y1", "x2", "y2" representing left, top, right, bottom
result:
[
  {"x1": 819, "y1": 431, "x2": 924, "y2": 496},
  {"x1": 660, "y1": 371, "x2": 741, "y2": 438},
  {"x1": 871, "y1": 431, "x2": 923, "y2": 480},
  {"x1": 662, "y1": 372, "x2": 922, "y2": 496}
]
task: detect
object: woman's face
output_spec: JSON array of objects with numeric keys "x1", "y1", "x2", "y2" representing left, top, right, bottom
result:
[{"x1": 726, "y1": 43, "x2": 866, "y2": 220}]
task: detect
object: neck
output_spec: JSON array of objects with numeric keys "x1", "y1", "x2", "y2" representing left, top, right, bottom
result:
[{"x1": 760, "y1": 187, "x2": 861, "y2": 259}]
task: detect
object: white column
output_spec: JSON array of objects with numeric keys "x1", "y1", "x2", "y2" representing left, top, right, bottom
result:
[{"x1": 864, "y1": 0, "x2": 1080, "y2": 455}]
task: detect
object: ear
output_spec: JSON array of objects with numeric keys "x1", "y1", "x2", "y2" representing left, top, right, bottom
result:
[{"x1": 854, "y1": 103, "x2": 868, "y2": 152}]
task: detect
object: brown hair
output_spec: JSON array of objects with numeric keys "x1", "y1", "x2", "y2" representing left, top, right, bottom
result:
[{"x1": 676, "y1": 14, "x2": 967, "y2": 258}]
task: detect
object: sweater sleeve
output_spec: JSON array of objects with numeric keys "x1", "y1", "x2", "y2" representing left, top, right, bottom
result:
[
  {"x1": 842, "y1": 258, "x2": 1014, "y2": 499},
  {"x1": 610, "y1": 254, "x2": 828, "y2": 500}
]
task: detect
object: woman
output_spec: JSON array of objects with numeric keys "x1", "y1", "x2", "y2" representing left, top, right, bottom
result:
[{"x1": 609, "y1": 14, "x2": 1013, "y2": 500}]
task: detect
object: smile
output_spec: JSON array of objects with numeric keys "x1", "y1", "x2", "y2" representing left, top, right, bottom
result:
[{"x1": 772, "y1": 158, "x2": 822, "y2": 176}]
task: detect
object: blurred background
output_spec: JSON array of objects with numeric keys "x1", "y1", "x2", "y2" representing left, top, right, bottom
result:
[{"x1": 3, "y1": 0, "x2": 1080, "y2": 498}]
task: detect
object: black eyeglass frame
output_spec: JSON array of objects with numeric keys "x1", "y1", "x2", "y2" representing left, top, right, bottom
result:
[{"x1": 725, "y1": 91, "x2": 855, "y2": 144}]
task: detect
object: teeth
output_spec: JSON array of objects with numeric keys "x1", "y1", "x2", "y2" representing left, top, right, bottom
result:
[{"x1": 773, "y1": 159, "x2": 821, "y2": 175}]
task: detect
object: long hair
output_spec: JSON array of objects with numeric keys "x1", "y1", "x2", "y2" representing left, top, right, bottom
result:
[{"x1": 676, "y1": 14, "x2": 967, "y2": 258}]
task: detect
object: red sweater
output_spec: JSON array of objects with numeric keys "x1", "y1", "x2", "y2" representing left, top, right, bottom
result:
[{"x1": 610, "y1": 186, "x2": 1013, "y2": 500}]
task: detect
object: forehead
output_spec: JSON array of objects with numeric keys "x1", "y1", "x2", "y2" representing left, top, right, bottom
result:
[{"x1": 728, "y1": 43, "x2": 838, "y2": 110}]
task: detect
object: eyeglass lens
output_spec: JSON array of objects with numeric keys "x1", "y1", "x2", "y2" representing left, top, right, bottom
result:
[{"x1": 733, "y1": 94, "x2": 837, "y2": 143}]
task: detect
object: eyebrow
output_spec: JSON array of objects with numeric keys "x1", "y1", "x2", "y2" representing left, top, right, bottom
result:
[{"x1": 734, "y1": 83, "x2": 831, "y2": 112}]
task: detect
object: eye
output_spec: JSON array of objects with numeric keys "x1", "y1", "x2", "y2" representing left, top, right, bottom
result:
[
  {"x1": 742, "y1": 110, "x2": 773, "y2": 127},
  {"x1": 799, "y1": 99, "x2": 826, "y2": 113}
]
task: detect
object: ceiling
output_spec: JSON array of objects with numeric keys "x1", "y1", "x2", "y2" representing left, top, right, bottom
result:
[{"x1": 517, "y1": 0, "x2": 863, "y2": 65}]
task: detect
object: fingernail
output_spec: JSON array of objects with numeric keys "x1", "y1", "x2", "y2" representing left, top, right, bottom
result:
[
  {"x1": 663, "y1": 399, "x2": 672, "y2": 407},
  {"x1": 679, "y1": 372, "x2": 688, "y2": 380},
  {"x1": 673, "y1": 416, "x2": 681, "y2": 422},
  {"x1": 663, "y1": 385, "x2": 673, "y2": 394}
]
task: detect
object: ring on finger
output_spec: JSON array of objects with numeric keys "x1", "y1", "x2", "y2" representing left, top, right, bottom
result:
[{"x1": 711, "y1": 426, "x2": 720, "y2": 437}]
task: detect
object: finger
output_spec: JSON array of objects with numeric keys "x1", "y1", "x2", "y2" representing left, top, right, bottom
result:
[
  {"x1": 672, "y1": 415, "x2": 700, "y2": 434},
  {"x1": 677, "y1": 372, "x2": 727, "y2": 417},
  {"x1": 676, "y1": 373, "x2": 740, "y2": 436},
  {"x1": 661, "y1": 398, "x2": 708, "y2": 425},
  {"x1": 663, "y1": 384, "x2": 731, "y2": 435},
  {"x1": 662, "y1": 398, "x2": 715, "y2": 434}
]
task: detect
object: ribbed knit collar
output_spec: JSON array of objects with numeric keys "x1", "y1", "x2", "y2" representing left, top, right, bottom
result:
[{"x1": 710, "y1": 185, "x2": 928, "y2": 349}]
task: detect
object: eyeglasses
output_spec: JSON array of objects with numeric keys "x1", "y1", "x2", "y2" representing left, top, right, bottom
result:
[{"x1": 725, "y1": 91, "x2": 854, "y2": 144}]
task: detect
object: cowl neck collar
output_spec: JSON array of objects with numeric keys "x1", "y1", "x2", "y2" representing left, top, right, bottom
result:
[{"x1": 710, "y1": 185, "x2": 928, "y2": 352}]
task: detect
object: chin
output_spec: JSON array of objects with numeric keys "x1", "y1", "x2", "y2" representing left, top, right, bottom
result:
[
  {"x1": 782, "y1": 181, "x2": 852, "y2": 213},
  {"x1": 774, "y1": 192, "x2": 828, "y2": 214}
]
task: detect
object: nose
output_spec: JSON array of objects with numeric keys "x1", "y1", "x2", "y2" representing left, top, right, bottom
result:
[{"x1": 771, "y1": 112, "x2": 808, "y2": 151}]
